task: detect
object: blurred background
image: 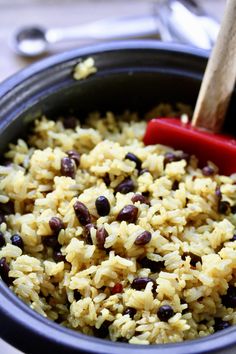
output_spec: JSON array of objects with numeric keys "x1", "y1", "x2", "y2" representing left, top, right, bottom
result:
[
  {"x1": 0, "y1": 0, "x2": 225, "y2": 83},
  {"x1": 0, "y1": 0, "x2": 226, "y2": 353}
]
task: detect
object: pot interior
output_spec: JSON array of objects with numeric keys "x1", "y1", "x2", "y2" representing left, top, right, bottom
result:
[
  {"x1": 1, "y1": 44, "x2": 236, "y2": 154},
  {"x1": 0, "y1": 43, "x2": 212, "y2": 154}
]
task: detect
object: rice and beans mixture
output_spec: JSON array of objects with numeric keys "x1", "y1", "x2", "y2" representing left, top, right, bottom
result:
[{"x1": 1, "y1": 106, "x2": 236, "y2": 344}]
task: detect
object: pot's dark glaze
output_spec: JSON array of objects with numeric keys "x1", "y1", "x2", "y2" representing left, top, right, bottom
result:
[{"x1": 0, "y1": 41, "x2": 236, "y2": 354}]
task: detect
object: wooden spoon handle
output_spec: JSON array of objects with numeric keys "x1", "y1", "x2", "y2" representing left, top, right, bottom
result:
[{"x1": 192, "y1": 0, "x2": 236, "y2": 133}]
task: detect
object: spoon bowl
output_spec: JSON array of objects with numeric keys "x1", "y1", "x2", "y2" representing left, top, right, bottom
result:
[{"x1": 12, "y1": 26, "x2": 48, "y2": 57}]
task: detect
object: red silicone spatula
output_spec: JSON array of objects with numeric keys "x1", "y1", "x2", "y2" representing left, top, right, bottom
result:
[{"x1": 143, "y1": 0, "x2": 236, "y2": 175}]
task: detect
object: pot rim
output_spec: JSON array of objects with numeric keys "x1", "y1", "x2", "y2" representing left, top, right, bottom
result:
[
  {"x1": 0, "y1": 40, "x2": 208, "y2": 98},
  {"x1": 0, "y1": 40, "x2": 234, "y2": 354}
]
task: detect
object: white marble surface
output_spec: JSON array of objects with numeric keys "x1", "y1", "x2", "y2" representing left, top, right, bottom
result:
[{"x1": 0, "y1": 0, "x2": 226, "y2": 353}]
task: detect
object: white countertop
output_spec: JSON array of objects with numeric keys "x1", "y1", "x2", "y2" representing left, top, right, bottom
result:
[{"x1": 0, "y1": 340, "x2": 22, "y2": 354}]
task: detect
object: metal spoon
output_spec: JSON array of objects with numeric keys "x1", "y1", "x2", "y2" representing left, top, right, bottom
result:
[
  {"x1": 11, "y1": 0, "x2": 220, "y2": 58},
  {"x1": 10, "y1": 15, "x2": 159, "y2": 57},
  {"x1": 154, "y1": 0, "x2": 219, "y2": 49}
]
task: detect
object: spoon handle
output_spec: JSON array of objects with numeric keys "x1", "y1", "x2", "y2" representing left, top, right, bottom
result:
[
  {"x1": 192, "y1": 0, "x2": 236, "y2": 133},
  {"x1": 46, "y1": 15, "x2": 158, "y2": 43}
]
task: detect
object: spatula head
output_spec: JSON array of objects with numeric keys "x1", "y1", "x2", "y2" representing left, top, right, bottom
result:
[{"x1": 143, "y1": 118, "x2": 236, "y2": 175}]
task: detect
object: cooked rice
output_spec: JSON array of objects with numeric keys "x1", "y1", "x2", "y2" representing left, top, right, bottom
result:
[
  {"x1": 1, "y1": 107, "x2": 236, "y2": 345},
  {"x1": 73, "y1": 57, "x2": 97, "y2": 80}
]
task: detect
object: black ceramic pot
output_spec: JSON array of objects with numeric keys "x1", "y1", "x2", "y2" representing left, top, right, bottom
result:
[{"x1": 0, "y1": 41, "x2": 236, "y2": 354}]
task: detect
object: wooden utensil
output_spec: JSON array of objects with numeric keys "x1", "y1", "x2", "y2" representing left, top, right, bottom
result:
[{"x1": 144, "y1": 0, "x2": 236, "y2": 175}]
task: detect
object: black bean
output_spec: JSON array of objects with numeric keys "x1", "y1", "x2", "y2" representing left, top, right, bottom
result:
[
  {"x1": 189, "y1": 254, "x2": 201, "y2": 267},
  {"x1": 123, "y1": 307, "x2": 137, "y2": 319},
  {"x1": 0, "y1": 257, "x2": 12, "y2": 286},
  {"x1": 0, "y1": 213, "x2": 6, "y2": 224},
  {"x1": 74, "y1": 290, "x2": 82, "y2": 301},
  {"x1": 134, "y1": 231, "x2": 152, "y2": 246},
  {"x1": 230, "y1": 234, "x2": 236, "y2": 241},
  {"x1": 172, "y1": 180, "x2": 179, "y2": 191},
  {"x1": 202, "y1": 166, "x2": 215, "y2": 176},
  {"x1": 125, "y1": 152, "x2": 142, "y2": 170},
  {"x1": 214, "y1": 318, "x2": 231, "y2": 332},
  {"x1": 11, "y1": 234, "x2": 24, "y2": 250},
  {"x1": 131, "y1": 194, "x2": 150, "y2": 205},
  {"x1": 111, "y1": 283, "x2": 123, "y2": 294},
  {"x1": 66, "y1": 150, "x2": 80, "y2": 167},
  {"x1": 53, "y1": 250, "x2": 66, "y2": 263},
  {"x1": 61, "y1": 157, "x2": 75, "y2": 178},
  {"x1": 221, "y1": 286, "x2": 236, "y2": 308},
  {"x1": 131, "y1": 277, "x2": 155, "y2": 291},
  {"x1": 215, "y1": 186, "x2": 222, "y2": 200},
  {"x1": 231, "y1": 205, "x2": 236, "y2": 214},
  {"x1": 94, "y1": 320, "x2": 111, "y2": 338},
  {"x1": 164, "y1": 152, "x2": 177, "y2": 166},
  {"x1": 84, "y1": 223, "x2": 96, "y2": 245},
  {"x1": 96, "y1": 227, "x2": 108, "y2": 249},
  {"x1": 182, "y1": 252, "x2": 202, "y2": 267},
  {"x1": 95, "y1": 196, "x2": 110, "y2": 216},
  {"x1": 116, "y1": 205, "x2": 138, "y2": 224},
  {"x1": 49, "y1": 217, "x2": 64, "y2": 234},
  {"x1": 164, "y1": 152, "x2": 189, "y2": 167},
  {"x1": 63, "y1": 116, "x2": 77, "y2": 129},
  {"x1": 103, "y1": 173, "x2": 111, "y2": 187},
  {"x1": 0, "y1": 201, "x2": 14, "y2": 215},
  {"x1": 43, "y1": 235, "x2": 59, "y2": 249},
  {"x1": 157, "y1": 305, "x2": 174, "y2": 322},
  {"x1": 0, "y1": 232, "x2": 5, "y2": 248},
  {"x1": 218, "y1": 201, "x2": 231, "y2": 214},
  {"x1": 139, "y1": 257, "x2": 165, "y2": 273},
  {"x1": 139, "y1": 168, "x2": 149, "y2": 176},
  {"x1": 73, "y1": 201, "x2": 91, "y2": 226},
  {"x1": 115, "y1": 178, "x2": 135, "y2": 194}
]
